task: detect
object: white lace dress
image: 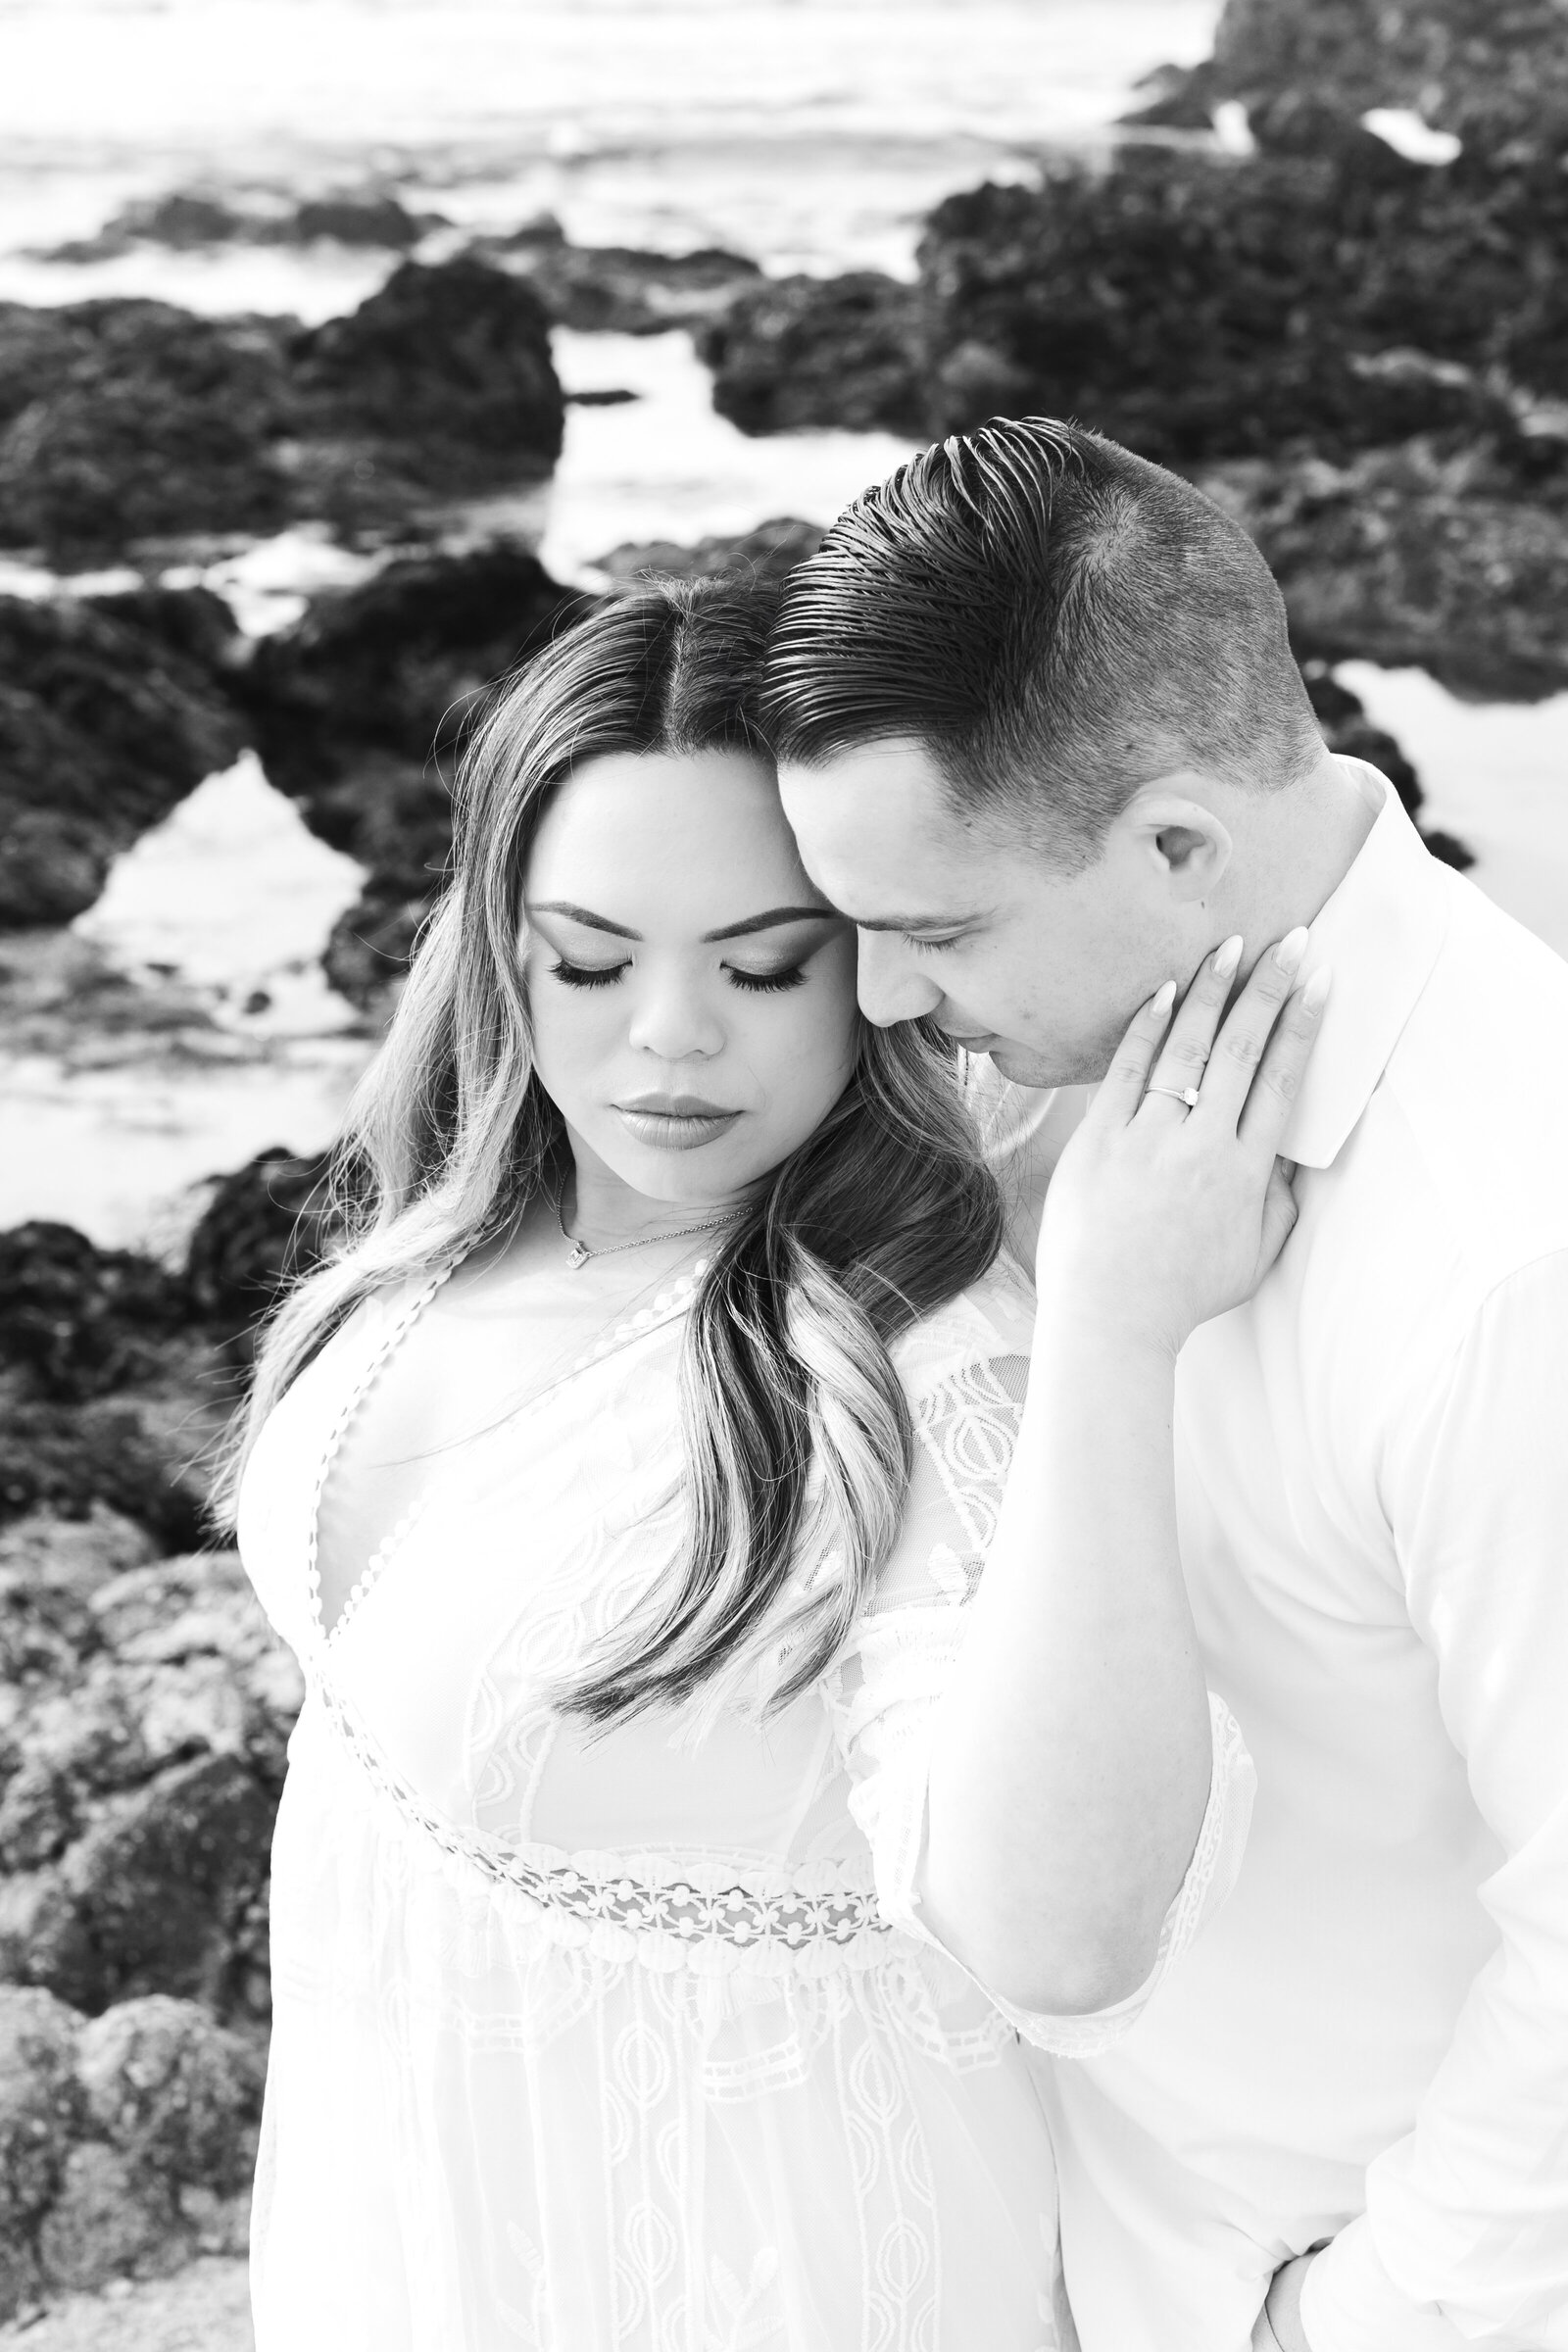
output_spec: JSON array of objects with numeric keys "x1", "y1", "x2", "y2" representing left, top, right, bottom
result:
[{"x1": 237, "y1": 1249, "x2": 1252, "y2": 2352}]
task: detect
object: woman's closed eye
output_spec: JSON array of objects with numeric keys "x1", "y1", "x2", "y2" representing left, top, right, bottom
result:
[
  {"x1": 726, "y1": 963, "x2": 808, "y2": 995},
  {"x1": 550, "y1": 956, "x2": 629, "y2": 989}
]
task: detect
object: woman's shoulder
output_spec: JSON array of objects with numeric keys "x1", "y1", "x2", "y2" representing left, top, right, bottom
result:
[{"x1": 888, "y1": 1256, "x2": 1035, "y2": 1405}]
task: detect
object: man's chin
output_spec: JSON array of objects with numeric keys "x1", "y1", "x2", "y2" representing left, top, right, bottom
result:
[{"x1": 982, "y1": 1040, "x2": 1084, "y2": 1091}]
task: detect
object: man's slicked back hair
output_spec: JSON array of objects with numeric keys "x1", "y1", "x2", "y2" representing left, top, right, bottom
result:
[{"x1": 762, "y1": 417, "x2": 1324, "y2": 867}]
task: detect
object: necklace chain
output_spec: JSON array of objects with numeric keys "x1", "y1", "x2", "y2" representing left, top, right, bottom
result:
[{"x1": 554, "y1": 1188, "x2": 738, "y2": 1271}]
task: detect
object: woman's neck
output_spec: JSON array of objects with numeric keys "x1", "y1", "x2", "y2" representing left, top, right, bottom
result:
[{"x1": 561, "y1": 1151, "x2": 751, "y2": 1253}]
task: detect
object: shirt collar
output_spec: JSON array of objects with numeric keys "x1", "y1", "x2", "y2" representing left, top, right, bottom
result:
[{"x1": 1281, "y1": 761, "x2": 1452, "y2": 1170}]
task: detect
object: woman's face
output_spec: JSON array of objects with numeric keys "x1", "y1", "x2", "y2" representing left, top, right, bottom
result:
[{"x1": 522, "y1": 747, "x2": 860, "y2": 1208}]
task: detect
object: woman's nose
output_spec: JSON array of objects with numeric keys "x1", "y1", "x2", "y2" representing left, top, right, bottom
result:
[
  {"x1": 856, "y1": 932, "x2": 944, "y2": 1028},
  {"x1": 625, "y1": 969, "x2": 727, "y2": 1062}
]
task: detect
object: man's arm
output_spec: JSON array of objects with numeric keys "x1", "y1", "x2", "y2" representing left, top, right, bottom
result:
[{"x1": 1284, "y1": 1253, "x2": 1568, "y2": 2352}]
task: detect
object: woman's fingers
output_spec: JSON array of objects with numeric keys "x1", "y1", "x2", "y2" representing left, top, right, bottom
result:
[
  {"x1": 1141, "y1": 934, "x2": 1244, "y2": 1115},
  {"x1": 1192, "y1": 927, "x2": 1310, "y2": 1128},
  {"x1": 1090, "y1": 978, "x2": 1177, "y2": 1127},
  {"x1": 1237, "y1": 964, "x2": 1333, "y2": 1155}
]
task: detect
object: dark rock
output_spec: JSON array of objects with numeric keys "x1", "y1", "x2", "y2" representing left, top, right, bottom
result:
[
  {"x1": 1205, "y1": 0, "x2": 1568, "y2": 159},
  {"x1": 46, "y1": 192, "x2": 255, "y2": 261},
  {"x1": 0, "y1": 590, "x2": 248, "y2": 925},
  {"x1": 0, "y1": 1544, "x2": 301, "y2": 2022},
  {"x1": 272, "y1": 192, "x2": 443, "y2": 249},
  {"x1": 0, "y1": 259, "x2": 565, "y2": 561},
  {"x1": 241, "y1": 543, "x2": 584, "y2": 792},
  {"x1": 237, "y1": 545, "x2": 586, "y2": 999},
  {"x1": 911, "y1": 152, "x2": 1566, "y2": 463},
  {"x1": 592, "y1": 515, "x2": 825, "y2": 584},
  {"x1": 184, "y1": 1149, "x2": 335, "y2": 1339},
  {"x1": 697, "y1": 271, "x2": 927, "y2": 436},
  {"x1": 0, "y1": 1986, "x2": 84, "y2": 2242},
  {"x1": 1200, "y1": 443, "x2": 1568, "y2": 697},
  {"x1": 498, "y1": 236, "x2": 763, "y2": 335},
  {"x1": 0, "y1": 1402, "x2": 208, "y2": 1551},
  {"x1": 0, "y1": 302, "x2": 297, "y2": 558},
  {"x1": 46, "y1": 185, "x2": 447, "y2": 263},
  {"x1": 0, "y1": 1224, "x2": 189, "y2": 1403},
  {"x1": 0, "y1": 1765, "x2": 80, "y2": 1872},
  {"x1": 75, "y1": 1994, "x2": 264, "y2": 2192},
  {"x1": 57, "y1": 1753, "x2": 276, "y2": 2015},
  {"x1": 34, "y1": 2138, "x2": 179, "y2": 2289},
  {"x1": 290, "y1": 256, "x2": 564, "y2": 504}
]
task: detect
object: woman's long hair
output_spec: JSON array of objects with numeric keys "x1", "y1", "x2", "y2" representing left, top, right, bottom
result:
[{"x1": 218, "y1": 577, "x2": 1004, "y2": 1723}]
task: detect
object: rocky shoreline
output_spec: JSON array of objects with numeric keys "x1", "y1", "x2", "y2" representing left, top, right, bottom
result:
[{"x1": 2, "y1": 0, "x2": 1564, "y2": 2322}]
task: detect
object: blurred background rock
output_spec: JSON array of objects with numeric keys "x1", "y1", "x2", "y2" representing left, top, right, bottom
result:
[{"x1": 1, "y1": 0, "x2": 1565, "y2": 2333}]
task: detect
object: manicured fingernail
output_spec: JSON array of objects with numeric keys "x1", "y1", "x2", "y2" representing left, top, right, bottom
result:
[
  {"x1": 1212, "y1": 934, "x2": 1244, "y2": 980},
  {"x1": 1275, "y1": 926, "x2": 1310, "y2": 975},
  {"x1": 1299, "y1": 963, "x2": 1333, "y2": 1012},
  {"x1": 1150, "y1": 979, "x2": 1177, "y2": 1016}
]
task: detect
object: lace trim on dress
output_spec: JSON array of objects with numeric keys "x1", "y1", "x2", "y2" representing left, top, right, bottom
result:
[
  {"x1": 305, "y1": 1253, "x2": 715, "y2": 1655},
  {"x1": 316, "y1": 1673, "x2": 898, "y2": 1979}
]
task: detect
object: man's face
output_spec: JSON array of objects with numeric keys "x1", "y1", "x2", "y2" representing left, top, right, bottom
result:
[{"x1": 778, "y1": 738, "x2": 1191, "y2": 1089}]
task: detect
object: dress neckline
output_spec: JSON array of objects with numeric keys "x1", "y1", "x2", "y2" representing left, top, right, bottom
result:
[{"x1": 302, "y1": 1248, "x2": 715, "y2": 1657}]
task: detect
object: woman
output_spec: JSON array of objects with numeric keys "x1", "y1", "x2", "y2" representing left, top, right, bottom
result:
[{"x1": 230, "y1": 578, "x2": 1316, "y2": 2349}]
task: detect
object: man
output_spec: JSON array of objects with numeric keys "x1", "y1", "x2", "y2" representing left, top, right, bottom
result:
[{"x1": 762, "y1": 418, "x2": 1568, "y2": 2352}]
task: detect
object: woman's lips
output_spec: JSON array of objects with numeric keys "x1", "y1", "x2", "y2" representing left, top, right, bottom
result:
[{"x1": 614, "y1": 1100, "x2": 743, "y2": 1152}]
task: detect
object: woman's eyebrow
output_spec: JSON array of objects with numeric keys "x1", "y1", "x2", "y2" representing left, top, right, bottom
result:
[
  {"x1": 703, "y1": 906, "x2": 839, "y2": 943},
  {"x1": 527, "y1": 902, "x2": 838, "y2": 944}
]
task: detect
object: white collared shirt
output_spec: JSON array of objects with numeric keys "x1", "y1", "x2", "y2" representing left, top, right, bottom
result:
[{"x1": 1026, "y1": 771, "x2": 1568, "y2": 2352}]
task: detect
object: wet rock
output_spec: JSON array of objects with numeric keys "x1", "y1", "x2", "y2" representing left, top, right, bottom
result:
[
  {"x1": 1202, "y1": 0, "x2": 1568, "y2": 158},
  {"x1": 54, "y1": 1754, "x2": 274, "y2": 2017},
  {"x1": 697, "y1": 271, "x2": 927, "y2": 436},
  {"x1": 0, "y1": 1987, "x2": 84, "y2": 2240},
  {"x1": 0, "y1": 592, "x2": 248, "y2": 926},
  {"x1": 34, "y1": 2141, "x2": 178, "y2": 2291},
  {"x1": 0, "y1": 1543, "x2": 302, "y2": 2019},
  {"x1": 0, "y1": 259, "x2": 564, "y2": 561},
  {"x1": 0, "y1": 302, "x2": 296, "y2": 559},
  {"x1": 48, "y1": 185, "x2": 447, "y2": 263},
  {"x1": 241, "y1": 542, "x2": 584, "y2": 792},
  {"x1": 592, "y1": 515, "x2": 825, "y2": 584},
  {"x1": 184, "y1": 1150, "x2": 335, "y2": 1343},
  {"x1": 0, "y1": 1227, "x2": 189, "y2": 1405},
  {"x1": 911, "y1": 150, "x2": 1565, "y2": 464},
  {"x1": 0, "y1": 1404, "x2": 208, "y2": 1552},
  {"x1": 290, "y1": 256, "x2": 564, "y2": 507},
  {"x1": 1200, "y1": 443, "x2": 1568, "y2": 698},
  {"x1": 237, "y1": 544, "x2": 585, "y2": 999},
  {"x1": 494, "y1": 227, "x2": 763, "y2": 334},
  {"x1": 75, "y1": 1996, "x2": 263, "y2": 2192},
  {"x1": 277, "y1": 192, "x2": 445, "y2": 249}
]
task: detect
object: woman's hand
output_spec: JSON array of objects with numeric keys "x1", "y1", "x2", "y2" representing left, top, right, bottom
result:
[{"x1": 1035, "y1": 928, "x2": 1331, "y2": 1362}]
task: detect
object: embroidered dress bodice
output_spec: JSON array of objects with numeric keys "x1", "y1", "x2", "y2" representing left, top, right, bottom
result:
[{"x1": 238, "y1": 1240, "x2": 1253, "y2": 2351}]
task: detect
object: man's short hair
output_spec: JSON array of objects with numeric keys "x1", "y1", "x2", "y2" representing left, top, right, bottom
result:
[{"x1": 762, "y1": 417, "x2": 1325, "y2": 867}]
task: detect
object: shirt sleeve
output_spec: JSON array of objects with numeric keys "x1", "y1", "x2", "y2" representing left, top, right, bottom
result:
[
  {"x1": 823, "y1": 1345, "x2": 1256, "y2": 2058},
  {"x1": 1301, "y1": 1251, "x2": 1568, "y2": 2352}
]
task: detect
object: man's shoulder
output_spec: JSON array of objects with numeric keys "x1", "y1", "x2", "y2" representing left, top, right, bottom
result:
[{"x1": 1358, "y1": 872, "x2": 1568, "y2": 1291}]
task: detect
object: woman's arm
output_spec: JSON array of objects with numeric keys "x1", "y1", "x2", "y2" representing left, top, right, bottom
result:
[{"x1": 920, "y1": 931, "x2": 1329, "y2": 2015}]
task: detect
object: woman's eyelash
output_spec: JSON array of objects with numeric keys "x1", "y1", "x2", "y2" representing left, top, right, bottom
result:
[
  {"x1": 551, "y1": 958, "x2": 628, "y2": 989},
  {"x1": 905, "y1": 935, "x2": 959, "y2": 955},
  {"x1": 727, "y1": 965, "x2": 808, "y2": 994}
]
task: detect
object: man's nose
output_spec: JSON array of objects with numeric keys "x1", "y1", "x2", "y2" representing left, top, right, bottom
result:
[
  {"x1": 626, "y1": 970, "x2": 725, "y2": 1061},
  {"x1": 856, "y1": 933, "x2": 944, "y2": 1028}
]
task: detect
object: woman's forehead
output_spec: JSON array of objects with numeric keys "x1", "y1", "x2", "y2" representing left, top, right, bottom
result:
[{"x1": 527, "y1": 747, "x2": 821, "y2": 927}]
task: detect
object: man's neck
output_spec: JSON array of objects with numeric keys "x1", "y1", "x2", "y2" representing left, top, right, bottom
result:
[{"x1": 1225, "y1": 755, "x2": 1382, "y2": 974}]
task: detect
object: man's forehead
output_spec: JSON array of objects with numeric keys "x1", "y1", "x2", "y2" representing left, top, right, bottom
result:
[{"x1": 778, "y1": 740, "x2": 1006, "y2": 918}]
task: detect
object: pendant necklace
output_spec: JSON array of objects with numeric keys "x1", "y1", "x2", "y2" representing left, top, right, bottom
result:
[{"x1": 554, "y1": 1188, "x2": 740, "y2": 1272}]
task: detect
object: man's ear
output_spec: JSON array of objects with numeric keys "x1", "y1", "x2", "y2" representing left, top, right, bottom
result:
[{"x1": 1117, "y1": 784, "x2": 1235, "y2": 904}]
